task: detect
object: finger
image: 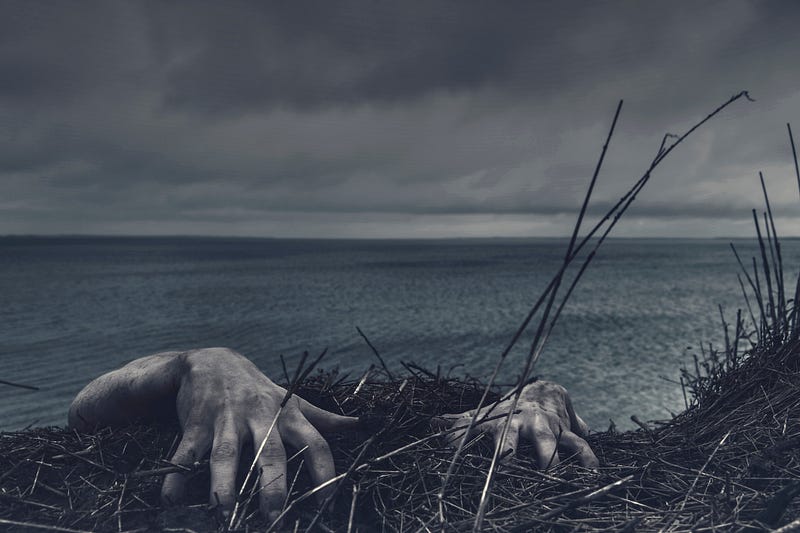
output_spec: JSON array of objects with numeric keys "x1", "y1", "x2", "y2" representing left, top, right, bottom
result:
[
  {"x1": 279, "y1": 412, "x2": 336, "y2": 503},
  {"x1": 522, "y1": 415, "x2": 560, "y2": 470},
  {"x1": 161, "y1": 423, "x2": 212, "y2": 505},
  {"x1": 250, "y1": 422, "x2": 287, "y2": 523},
  {"x1": 565, "y1": 395, "x2": 590, "y2": 436},
  {"x1": 209, "y1": 418, "x2": 243, "y2": 513},
  {"x1": 558, "y1": 430, "x2": 599, "y2": 468},
  {"x1": 296, "y1": 397, "x2": 360, "y2": 433},
  {"x1": 493, "y1": 421, "x2": 520, "y2": 461}
]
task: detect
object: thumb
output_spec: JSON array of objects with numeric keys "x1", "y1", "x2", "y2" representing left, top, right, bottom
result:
[{"x1": 296, "y1": 397, "x2": 360, "y2": 433}]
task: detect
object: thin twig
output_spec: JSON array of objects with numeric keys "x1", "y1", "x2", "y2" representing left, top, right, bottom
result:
[
  {"x1": 0, "y1": 378, "x2": 39, "y2": 391},
  {"x1": 356, "y1": 326, "x2": 394, "y2": 380}
]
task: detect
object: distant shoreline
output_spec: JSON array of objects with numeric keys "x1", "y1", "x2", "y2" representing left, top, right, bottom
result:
[{"x1": 0, "y1": 234, "x2": 792, "y2": 242}]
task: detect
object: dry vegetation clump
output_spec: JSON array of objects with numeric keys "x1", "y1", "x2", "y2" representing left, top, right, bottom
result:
[{"x1": 1, "y1": 337, "x2": 800, "y2": 533}]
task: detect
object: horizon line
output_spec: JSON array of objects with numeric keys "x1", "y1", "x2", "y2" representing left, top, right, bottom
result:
[{"x1": 0, "y1": 233, "x2": 790, "y2": 241}]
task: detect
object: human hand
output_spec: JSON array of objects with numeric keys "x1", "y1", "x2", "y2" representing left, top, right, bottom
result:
[
  {"x1": 68, "y1": 347, "x2": 359, "y2": 522},
  {"x1": 441, "y1": 380, "x2": 598, "y2": 469}
]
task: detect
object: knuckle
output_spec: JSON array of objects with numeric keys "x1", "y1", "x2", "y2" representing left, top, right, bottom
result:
[
  {"x1": 528, "y1": 410, "x2": 546, "y2": 426},
  {"x1": 171, "y1": 448, "x2": 198, "y2": 465},
  {"x1": 531, "y1": 425, "x2": 554, "y2": 441},
  {"x1": 172, "y1": 434, "x2": 209, "y2": 464},
  {"x1": 211, "y1": 440, "x2": 238, "y2": 462},
  {"x1": 259, "y1": 438, "x2": 285, "y2": 461},
  {"x1": 244, "y1": 389, "x2": 274, "y2": 407},
  {"x1": 181, "y1": 420, "x2": 206, "y2": 435},
  {"x1": 180, "y1": 425, "x2": 210, "y2": 445},
  {"x1": 259, "y1": 471, "x2": 287, "y2": 495}
]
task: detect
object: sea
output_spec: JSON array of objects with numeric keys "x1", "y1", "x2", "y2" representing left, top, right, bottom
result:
[{"x1": 1, "y1": 236, "x2": 795, "y2": 432}]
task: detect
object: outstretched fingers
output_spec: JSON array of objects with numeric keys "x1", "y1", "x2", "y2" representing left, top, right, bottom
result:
[{"x1": 162, "y1": 423, "x2": 212, "y2": 506}]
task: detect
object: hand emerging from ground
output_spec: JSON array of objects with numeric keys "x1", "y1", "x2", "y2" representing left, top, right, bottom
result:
[
  {"x1": 442, "y1": 380, "x2": 598, "y2": 469},
  {"x1": 68, "y1": 348, "x2": 358, "y2": 522}
]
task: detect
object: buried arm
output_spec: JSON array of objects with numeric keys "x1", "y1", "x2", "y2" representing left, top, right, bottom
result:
[
  {"x1": 443, "y1": 380, "x2": 599, "y2": 468},
  {"x1": 68, "y1": 348, "x2": 359, "y2": 521}
]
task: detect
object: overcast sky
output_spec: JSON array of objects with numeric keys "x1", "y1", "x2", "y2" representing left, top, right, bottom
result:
[{"x1": 2, "y1": 1, "x2": 800, "y2": 238}]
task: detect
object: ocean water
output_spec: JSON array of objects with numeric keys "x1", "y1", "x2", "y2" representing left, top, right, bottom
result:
[{"x1": 1, "y1": 236, "x2": 796, "y2": 432}]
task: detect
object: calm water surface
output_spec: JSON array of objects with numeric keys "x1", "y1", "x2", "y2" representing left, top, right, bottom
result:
[{"x1": 1, "y1": 237, "x2": 795, "y2": 431}]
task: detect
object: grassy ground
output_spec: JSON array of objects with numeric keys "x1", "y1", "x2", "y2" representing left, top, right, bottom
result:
[{"x1": 1, "y1": 342, "x2": 799, "y2": 533}]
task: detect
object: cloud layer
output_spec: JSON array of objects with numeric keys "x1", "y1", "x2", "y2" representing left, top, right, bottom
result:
[{"x1": 2, "y1": 1, "x2": 800, "y2": 237}]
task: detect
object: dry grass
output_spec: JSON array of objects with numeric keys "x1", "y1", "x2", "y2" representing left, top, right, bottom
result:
[{"x1": 1, "y1": 345, "x2": 800, "y2": 533}]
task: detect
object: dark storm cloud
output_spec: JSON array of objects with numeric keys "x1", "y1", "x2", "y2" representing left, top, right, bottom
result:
[
  {"x1": 147, "y1": 1, "x2": 574, "y2": 112},
  {"x1": 2, "y1": 1, "x2": 800, "y2": 237},
  {"x1": 144, "y1": 1, "x2": 800, "y2": 118},
  {"x1": 0, "y1": 2, "x2": 148, "y2": 103}
]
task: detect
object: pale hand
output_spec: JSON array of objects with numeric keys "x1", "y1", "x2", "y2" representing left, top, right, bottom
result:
[
  {"x1": 68, "y1": 348, "x2": 359, "y2": 522},
  {"x1": 443, "y1": 380, "x2": 598, "y2": 469}
]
